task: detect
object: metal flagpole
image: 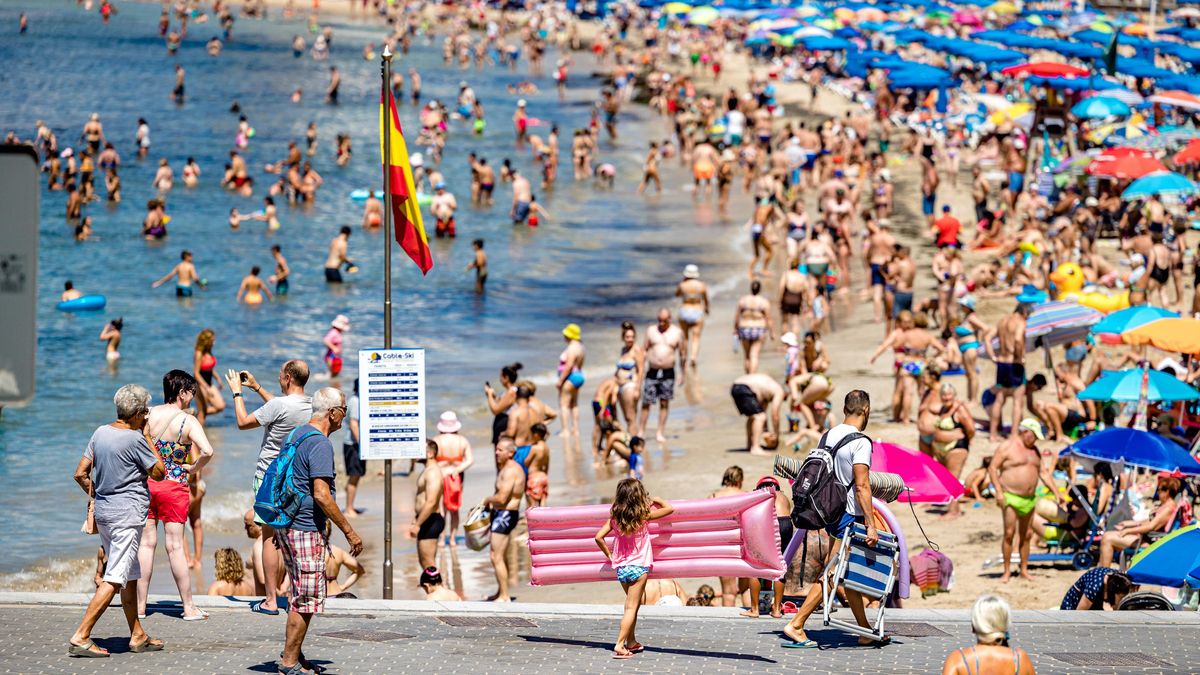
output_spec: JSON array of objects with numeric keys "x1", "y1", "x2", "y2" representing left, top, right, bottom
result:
[{"x1": 380, "y1": 44, "x2": 395, "y2": 600}]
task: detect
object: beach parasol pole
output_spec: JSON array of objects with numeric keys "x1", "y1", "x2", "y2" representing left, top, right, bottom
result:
[{"x1": 380, "y1": 43, "x2": 395, "y2": 599}]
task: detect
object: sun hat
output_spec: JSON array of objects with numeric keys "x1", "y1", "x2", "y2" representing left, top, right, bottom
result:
[
  {"x1": 683, "y1": 264, "x2": 700, "y2": 279},
  {"x1": 1018, "y1": 418, "x2": 1045, "y2": 440},
  {"x1": 958, "y1": 294, "x2": 977, "y2": 310},
  {"x1": 331, "y1": 314, "x2": 350, "y2": 331},
  {"x1": 518, "y1": 99, "x2": 527, "y2": 107},
  {"x1": 780, "y1": 331, "x2": 799, "y2": 347},
  {"x1": 437, "y1": 410, "x2": 462, "y2": 434},
  {"x1": 562, "y1": 323, "x2": 581, "y2": 341}
]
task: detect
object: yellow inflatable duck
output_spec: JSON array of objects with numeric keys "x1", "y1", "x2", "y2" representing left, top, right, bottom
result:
[{"x1": 1049, "y1": 262, "x2": 1129, "y2": 314}]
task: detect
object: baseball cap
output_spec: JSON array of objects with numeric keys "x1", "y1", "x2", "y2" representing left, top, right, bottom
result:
[{"x1": 1018, "y1": 418, "x2": 1045, "y2": 440}]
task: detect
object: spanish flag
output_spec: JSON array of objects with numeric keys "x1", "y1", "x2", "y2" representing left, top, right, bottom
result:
[{"x1": 380, "y1": 89, "x2": 432, "y2": 274}]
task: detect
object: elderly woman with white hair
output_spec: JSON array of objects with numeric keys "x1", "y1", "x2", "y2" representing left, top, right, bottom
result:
[
  {"x1": 941, "y1": 595, "x2": 1035, "y2": 675},
  {"x1": 69, "y1": 384, "x2": 168, "y2": 658}
]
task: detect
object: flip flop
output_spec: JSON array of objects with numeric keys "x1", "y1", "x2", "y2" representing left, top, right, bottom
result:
[
  {"x1": 281, "y1": 650, "x2": 327, "y2": 674},
  {"x1": 129, "y1": 637, "x2": 164, "y2": 653},
  {"x1": 781, "y1": 601, "x2": 799, "y2": 614},
  {"x1": 781, "y1": 639, "x2": 820, "y2": 649},
  {"x1": 611, "y1": 649, "x2": 635, "y2": 659},
  {"x1": 182, "y1": 610, "x2": 209, "y2": 621},
  {"x1": 67, "y1": 640, "x2": 109, "y2": 658},
  {"x1": 628, "y1": 642, "x2": 645, "y2": 653},
  {"x1": 251, "y1": 601, "x2": 280, "y2": 616}
]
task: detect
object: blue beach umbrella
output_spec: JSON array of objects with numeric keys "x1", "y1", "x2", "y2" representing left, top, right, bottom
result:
[
  {"x1": 803, "y1": 35, "x2": 853, "y2": 51},
  {"x1": 1064, "y1": 427, "x2": 1200, "y2": 474},
  {"x1": 1091, "y1": 305, "x2": 1179, "y2": 337},
  {"x1": 1127, "y1": 525, "x2": 1200, "y2": 587},
  {"x1": 1122, "y1": 171, "x2": 1200, "y2": 200},
  {"x1": 1078, "y1": 367, "x2": 1200, "y2": 403},
  {"x1": 1071, "y1": 96, "x2": 1131, "y2": 119}
]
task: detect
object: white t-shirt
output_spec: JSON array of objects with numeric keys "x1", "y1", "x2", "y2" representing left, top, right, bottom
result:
[
  {"x1": 253, "y1": 394, "x2": 314, "y2": 480},
  {"x1": 725, "y1": 110, "x2": 746, "y2": 136},
  {"x1": 824, "y1": 423, "x2": 872, "y2": 516}
]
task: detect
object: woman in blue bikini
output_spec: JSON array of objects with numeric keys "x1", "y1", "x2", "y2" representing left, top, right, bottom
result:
[
  {"x1": 557, "y1": 323, "x2": 586, "y2": 437},
  {"x1": 952, "y1": 294, "x2": 990, "y2": 404},
  {"x1": 614, "y1": 321, "x2": 645, "y2": 434}
]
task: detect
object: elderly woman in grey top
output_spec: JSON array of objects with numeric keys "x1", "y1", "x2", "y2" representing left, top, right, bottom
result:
[{"x1": 69, "y1": 384, "x2": 167, "y2": 658}]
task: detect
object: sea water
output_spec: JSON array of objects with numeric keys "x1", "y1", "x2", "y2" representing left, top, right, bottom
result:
[{"x1": 0, "y1": 1, "x2": 748, "y2": 587}]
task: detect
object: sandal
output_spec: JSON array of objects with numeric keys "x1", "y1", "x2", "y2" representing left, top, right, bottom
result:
[
  {"x1": 281, "y1": 650, "x2": 326, "y2": 673},
  {"x1": 277, "y1": 664, "x2": 307, "y2": 675},
  {"x1": 251, "y1": 600, "x2": 280, "y2": 616},
  {"x1": 67, "y1": 640, "x2": 109, "y2": 658},
  {"x1": 129, "y1": 637, "x2": 165, "y2": 653}
]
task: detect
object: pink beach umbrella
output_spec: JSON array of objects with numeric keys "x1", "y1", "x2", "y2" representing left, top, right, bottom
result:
[
  {"x1": 871, "y1": 441, "x2": 966, "y2": 504},
  {"x1": 952, "y1": 10, "x2": 982, "y2": 26}
]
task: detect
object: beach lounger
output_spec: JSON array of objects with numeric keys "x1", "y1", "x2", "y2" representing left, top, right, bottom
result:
[{"x1": 821, "y1": 522, "x2": 900, "y2": 642}]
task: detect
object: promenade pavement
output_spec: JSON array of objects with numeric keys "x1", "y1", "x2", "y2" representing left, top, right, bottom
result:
[{"x1": 1, "y1": 592, "x2": 1197, "y2": 674}]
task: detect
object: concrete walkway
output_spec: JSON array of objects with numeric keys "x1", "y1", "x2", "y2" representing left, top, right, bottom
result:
[{"x1": 4, "y1": 592, "x2": 1197, "y2": 674}]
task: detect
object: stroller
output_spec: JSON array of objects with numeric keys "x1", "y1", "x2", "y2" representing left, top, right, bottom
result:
[{"x1": 1028, "y1": 483, "x2": 1118, "y2": 570}]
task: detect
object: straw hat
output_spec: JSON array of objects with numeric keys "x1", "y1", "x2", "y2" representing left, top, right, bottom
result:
[
  {"x1": 683, "y1": 264, "x2": 700, "y2": 279},
  {"x1": 331, "y1": 314, "x2": 350, "y2": 331},
  {"x1": 436, "y1": 410, "x2": 462, "y2": 433},
  {"x1": 562, "y1": 323, "x2": 581, "y2": 341}
]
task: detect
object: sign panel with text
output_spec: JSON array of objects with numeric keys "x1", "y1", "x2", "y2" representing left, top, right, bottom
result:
[{"x1": 358, "y1": 348, "x2": 425, "y2": 460}]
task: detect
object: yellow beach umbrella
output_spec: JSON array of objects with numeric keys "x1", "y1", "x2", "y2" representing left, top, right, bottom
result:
[
  {"x1": 989, "y1": 102, "x2": 1032, "y2": 124},
  {"x1": 664, "y1": 2, "x2": 693, "y2": 15},
  {"x1": 687, "y1": 6, "x2": 719, "y2": 25},
  {"x1": 988, "y1": 1, "x2": 1018, "y2": 14},
  {"x1": 834, "y1": 7, "x2": 855, "y2": 23}
]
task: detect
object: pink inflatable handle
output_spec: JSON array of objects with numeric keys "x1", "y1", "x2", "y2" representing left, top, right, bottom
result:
[{"x1": 527, "y1": 490, "x2": 786, "y2": 586}]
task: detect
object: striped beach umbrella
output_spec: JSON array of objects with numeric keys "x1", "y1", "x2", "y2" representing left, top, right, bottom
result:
[{"x1": 1025, "y1": 301, "x2": 1103, "y2": 350}]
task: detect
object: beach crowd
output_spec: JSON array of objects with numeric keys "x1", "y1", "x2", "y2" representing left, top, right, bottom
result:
[{"x1": 10, "y1": 0, "x2": 1200, "y2": 670}]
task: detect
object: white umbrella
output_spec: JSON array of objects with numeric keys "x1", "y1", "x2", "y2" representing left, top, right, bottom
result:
[{"x1": 1095, "y1": 88, "x2": 1144, "y2": 106}]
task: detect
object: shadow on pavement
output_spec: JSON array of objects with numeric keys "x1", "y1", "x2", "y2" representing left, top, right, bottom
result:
[{"x1": 519, "y1": 634, "x2": 779, "y2": 663}]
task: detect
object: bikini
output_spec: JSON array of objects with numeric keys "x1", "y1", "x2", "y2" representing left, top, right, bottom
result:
[
  {"x1": 559, "y1": 351, "x2": 585, "y2": 388},
  {"x1": 955, "y1": 324, "x2": 980, "y2": 353},
  {"x1": 679, "y1": 290, "x2": 705, "y2": 325},
  {"x1": 199, "y1": 353, "x2": 216, "y2": 385},
  {"x1": 956, "y1": 646, "x2": 1022, "y2": 675},
  {"x1": 616, "y1": 354, "x2": 637, "y2": 393}
]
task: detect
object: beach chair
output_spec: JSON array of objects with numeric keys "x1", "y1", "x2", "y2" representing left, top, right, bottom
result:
[{"x1": 821, "y1": 522, "x2": 900, "y2": 642}]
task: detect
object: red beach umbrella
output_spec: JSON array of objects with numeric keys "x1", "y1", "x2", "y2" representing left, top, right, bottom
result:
[
  {"x1": 1001, "y1": 61, "x2": 1090, "y2": 78},
  {"x1": 1086, "y1": 153, "x2": 1167, "y2": 179},
  {"x1": 871, "y1": 441, "x2": 966, "y2": 504},
  {"x1": 1173, "y1": 139, "x2": 1200, "y2": 165}
]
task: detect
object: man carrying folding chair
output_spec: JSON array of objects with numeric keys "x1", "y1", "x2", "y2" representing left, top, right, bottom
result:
[{"x1": 781, "y1": 390, "x2": 890, "y2": 649}]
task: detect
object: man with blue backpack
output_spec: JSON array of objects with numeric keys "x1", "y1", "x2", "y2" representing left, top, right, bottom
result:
[
  {"x1": 780, "y1": 390, "x2": 882, "y2": 649},
  {"x1": 254, "y1": 387, "x2": 362, "y2": 675}
]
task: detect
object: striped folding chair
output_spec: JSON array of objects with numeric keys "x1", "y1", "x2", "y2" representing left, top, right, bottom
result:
[{"x1": 821, "y1": 522, "x2": 901, "y2": 642}]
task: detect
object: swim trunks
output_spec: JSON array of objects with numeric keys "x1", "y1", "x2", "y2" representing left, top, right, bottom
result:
[
  {"x1": 325, "y1": 267, "x2": 343, "y2": 283},
  {"x1": 490, "y1": 509, "x2": 519, "y2": 535},
  {"x1": 995, "y1": 362, "x2": 1026, "y2": 389},
  {"x1": 731, "y1": 383, "x2": 763, "y2": 417},
  {"x1": 870, "y1": 263, "x2": 886, "y2": 287},
  {"x1": 342, "y1": 442, "x2": 365, "y2": 477},
  {"x1": 326, "y1": 355, "x2": 343, "y2": 376},
  {"x1": 642, "y1": 367, "x2": 675, "y2": 405},
  {"x1": 276, "y1": 278, "x2": 289, "y2": 296},
  {"x1": 176, "y1": 285, "x2": 193, "y2": 298},
  {"x1": 824, "y1": 512, "x2": 864, "y2": 540},
  {"x1": 417, "y1": 513, "x2": 446, "y2": 541},
  {"x1": 922, "y1": 193, "x2": 935, "y2": 215},
  {"x1": 616, "y1": 565, "x2": 649, "y2": 583},
  {"x1": 892, "y1": 291, "x2": 914, "y2": 317},
  {"x1": 435, "y1": 216, "x2": 456, "y2": 238},
  {"x1": 512, "y1": 200, "x2": 530, "y2": 223},
  {"x1": 1003, "y1": 491, "x2": 1037, "y2": 517}
]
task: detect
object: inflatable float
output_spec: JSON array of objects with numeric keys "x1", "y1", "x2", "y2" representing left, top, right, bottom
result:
[
  {"x1": 56, "y1": 295, "x2": 106, "y2": 312},
  {"x1": 526, "y1": 490, "x2": 785, "y2": 586},
  {"x1": 349, "y1": 189, "x2": 432, "y2": 206},
  {"x1": 1050, "y1": 262, "x2": 1129, "y2": 314}
]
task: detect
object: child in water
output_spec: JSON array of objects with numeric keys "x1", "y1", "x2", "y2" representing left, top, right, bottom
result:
[{"x1": 594, "y1": 479, "x2": 674, "y2": 659}]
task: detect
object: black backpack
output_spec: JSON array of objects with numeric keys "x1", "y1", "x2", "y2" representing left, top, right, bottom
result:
[{"x1": 790, "y1": 430, "x2": 868, "y2": 531}]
